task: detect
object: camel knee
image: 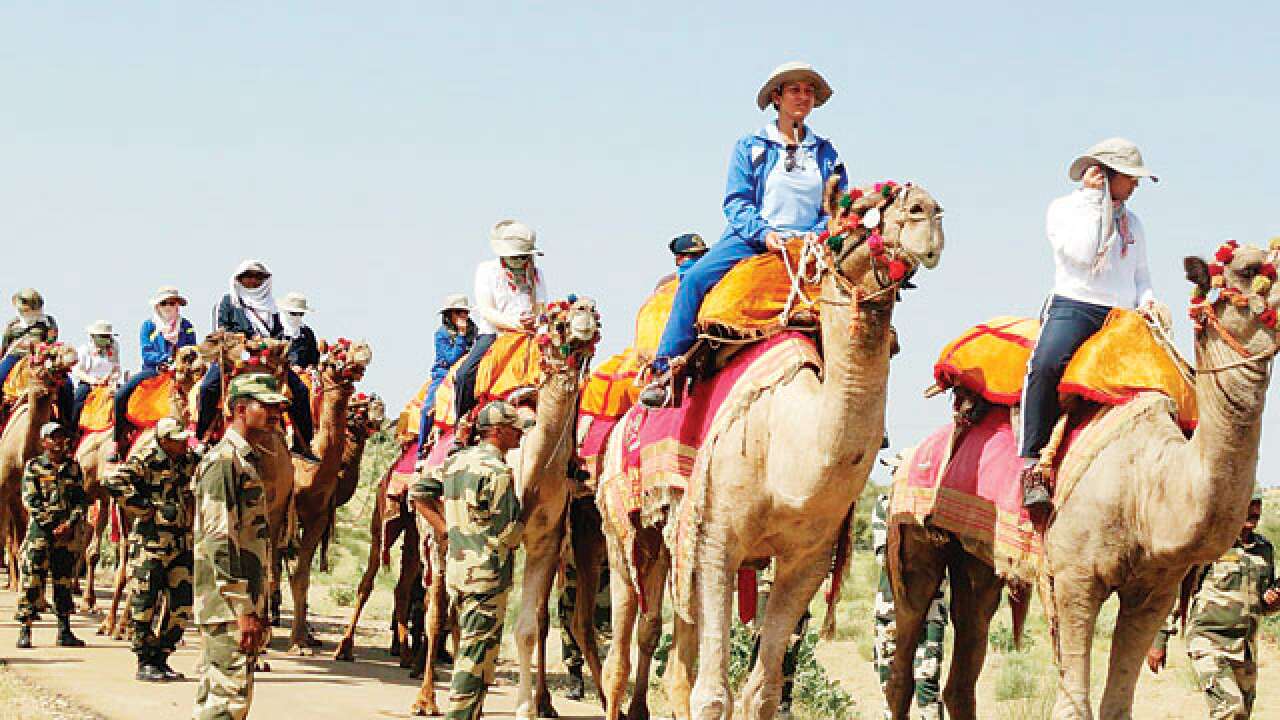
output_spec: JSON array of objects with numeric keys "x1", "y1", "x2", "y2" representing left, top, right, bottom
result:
[{"x1": 689, "y1": 682, "x2": 731, "y2": 720}]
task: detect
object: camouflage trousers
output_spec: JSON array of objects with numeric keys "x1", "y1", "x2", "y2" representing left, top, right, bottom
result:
[
  {"x1": 15, "y1": 533, "x2": 77, "y2": 623},
  {"x1": 1191, "y1": 653, "x2": 1257, "y2": 720},
  {"x1": 873, "y1": 568, "x2": 947, "y2": 720},
  {"x1": 556, "y1": 551, "x2": 611, "y2": 672},
  {"x1": 131, "y1": 539, "x2": 194, "y2": 661},
  {"x1": 192, "y1": 622, "x2": 255, "y2": 720},
  {"x1": 446, "y1": 589, "x2": 510, "y2": 720}
]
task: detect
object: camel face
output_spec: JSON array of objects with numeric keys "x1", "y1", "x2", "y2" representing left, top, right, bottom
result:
[
  {"x1": 320, "y1": 340, "x2": 373, "y2": 386},
  {"x1": 1187, "y1": 242, "x2": 1280, "y2": 353},
  {"x1": 831, "y1": 183, "x2": 945, "y2": 296},
  {"x1": 542, "y1": 298, "x2": 601, "y2": 370},
  {"x1": 885, "y1": 185, "x2": 944, "y2": 270},
  {"x1": 21, "y1": 342, "x2": 77, "y2": 396}
]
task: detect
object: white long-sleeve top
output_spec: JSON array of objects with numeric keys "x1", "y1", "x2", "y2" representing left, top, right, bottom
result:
[
  {"x1": 472, "y1": 259, "x2": 548, "y2": 335},
  {"x1": 73, "y1": 343, "x2": 120, "y2": 384},
  {"x1": 1047, "y1": 188, "x2": 1154, "y2": 309}
]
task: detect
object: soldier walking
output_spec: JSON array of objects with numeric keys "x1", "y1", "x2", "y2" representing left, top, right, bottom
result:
[
  {"x1": 1148, "y1": 490, "x2": 1279, "y2": 719},
  {"x1": 872, "y1": 493, "x2": 947, "y2": 720},
  {"x1": 411, "y1": 400, "x2": 529, "y2": 720},
  {"x1": 108, "y1": 416, "x2": 199, "y2": 682},
  {"x1": 191, "y1": 374, "x2": 284, "y2": 720},
  {"x1": 14, "y1": 421, "x2": 88, "y2": 649}
]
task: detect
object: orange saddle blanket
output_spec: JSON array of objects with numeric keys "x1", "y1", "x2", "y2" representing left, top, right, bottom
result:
[
  {"x1": 933, "y1": 310, "x2": 1196, "y2": 429},
  {"x1": 79, "y1": 387, "x2": 114, "y2": 432},
  {"x1": 431, "y1": 333, "x2": 543, "y2": 431},
  {"x1": 125, "y1": 373, "x2": 177, "y2": 428},
  {"x1": 1, "y1": 357, "x2": 34, "y2": 402},
  {"x1": 580, "y1": 349, "x2": 642, "y2": 421}
]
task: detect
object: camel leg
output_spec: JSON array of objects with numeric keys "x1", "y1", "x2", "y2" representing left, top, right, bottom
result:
[
  {"x1": 665, "y1": 613, "x2": 696, "y2": 720},
  {"x1": 689, "y1": 537, "x2": 741, "y2": 720},
  {"x1": 601, "y1": 536, "x2": 639, "y2": 720},
  {"x1": 411, "y1": 539, "x2": 448, "y2": 717},
  {"x1": 82, "y1": 498, "x2": 108, "y2": 611},
  {"x1": 99, "y1": 554, "x2": 131, "y2": 636},
  {"x1": 514, "y1": 531, "x2": 563, "y2": 720},
  {"x1": 739, "y1": 550, "x2": 827, "y2": 720},
  {"x1": 1097, "y1": 585, "x2": 1178, "y2": 720},
  {"x1": 1050, "y1": 570, "x2": 1107, "y2": 720},
  {"x1": 568, "y1": 501, "x2": 607, "y2": 707},
  {"x1": 940, "y1": 550, "x2": 1002, "y2": 720},
  {"x1": 394, "y1": 528, "x2": 422, "y2": 668},
  {"x1": 884, "y1": 526, "x2": 949, "y2": 720},
  {"x1": 625, "y1": 546, "x2": 670, "y2": 720},
  {"x1": 287, "y1": 516, "x2": 326, "y2": 655},
  {"x1": 333, "y1": 502, "x2": 384, "y2": 661}
]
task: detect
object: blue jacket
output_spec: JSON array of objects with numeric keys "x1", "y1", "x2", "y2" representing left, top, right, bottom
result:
[
  {"x1": 214, "y1": 294, "x2": 282, "y2": 339},
  {"x1": 431, "y1": 323, "x2": 475, "y2": 383},
  {"x1": 139, "y1": 318, "x2": 198, "y2": 370},
  {"x1": 722, "y1": 126, "x2": 844, "y2": 252}
]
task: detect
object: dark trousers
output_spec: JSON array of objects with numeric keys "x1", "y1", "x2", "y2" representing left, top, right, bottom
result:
[
  {"x1": 1019, "y1": 295, "x2": 1111, "y2": 458},
  {"x1": 453, "y1": 333, "x2": 496, "y2": 424},
  {"x1": 196, "y1": 363, "x2": 314, "y2": 443},
  {"x1": 1, "y1": 355, "x2": 74, "y2": 425},
  {"x1": 70, "y1": 382, "x2": 92, "y2": 431},
  {"x1": 114, "y1": 366, "x2": 160, "y2": 444}
]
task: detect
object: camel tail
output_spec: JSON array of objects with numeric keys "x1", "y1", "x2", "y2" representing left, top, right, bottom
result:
[
  {"x1": 820, "y1": 502, "x2": 857, "y2": 641},
  {"x1": 1008, "y1": 583, "x2": 1031, "y2": 650}
]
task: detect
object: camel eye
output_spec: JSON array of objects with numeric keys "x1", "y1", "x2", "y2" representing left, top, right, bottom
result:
[{"x1": 910, "y1": 204, "x2": 923, "y2": 214}]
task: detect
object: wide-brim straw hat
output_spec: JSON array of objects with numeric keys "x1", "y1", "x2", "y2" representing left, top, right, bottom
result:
[
  {"x1": 1068, "y1": 137, "x2": 1159, "y2": 183},
  {"x1": 440, "y1": 293, "x2": 471, "y2": 314},
  {"x1": 489, "y1": 220, "x2": 542, "y2": 257},
  {"x1": 150, "y1": 285, "x2": 188, "y2": 307},
  {"x1": 756, "y1": 61, "x2": 833, "y2": 111},
  {"x1": 12, "y1": 288, "x2": 44, "y2": 310},
  {"x1": 86, "y1": 320, "x2": 116, "y2": 336},
  {"x1": 281, "y1": 292, "x2": 311, "y2": 314}
]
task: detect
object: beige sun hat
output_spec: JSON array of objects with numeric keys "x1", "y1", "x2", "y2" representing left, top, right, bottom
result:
[
  {"x1": 150, "y1": 286, "x2": 188, "y2": 307},
  {"x1": 12, "y1": 288, "x2": 44, "y2": 310},
  {"x1": 489, "y1": 220, "x2": 542, "y2": 257},
  {"x1": 1068, "y1": 138, "x2": 1159, "y2": 183},
  {"x1": 440, "y1": 293, "x2": 471, "y2": 313},
  {"x1": 281, "y1": 292, "x2": 311, "y2": 314},
  {"x1": 86, "y1": 320, "x2": 115, "y2": 336},
  {"x1": 756, "y1": 61, "x2": 833, "y2": 111}
]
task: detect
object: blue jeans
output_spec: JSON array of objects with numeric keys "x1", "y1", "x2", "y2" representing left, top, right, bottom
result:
[
  {"x1": 0, "y1": 354, "x2": 73, "y2": 427},
  {"x1": 417, "y1": 375, "x2": 448, "y2": 445},
  {"x1": 114, "y1": 366, "x2": 160, "y2": 443},
  {"x1": 453, "y1": 334, "x2": 497, "y2": 423},
  {"x1": 1019, "y1": 295, "x2": 1111, "y2": 458},
  {"x1": 654, "y1": 237, "x2": 760, "y2": 362},
  {"x1": 196, "y1": 363, "x2": 314, "y2": 443}
]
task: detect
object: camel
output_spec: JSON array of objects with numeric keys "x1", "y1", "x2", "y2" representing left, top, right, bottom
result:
[
  {"x1": 284, "y1": 339, "x2": 372, "y2": 655},
  {"x1": 887, "y1": 242, "x2": 1279, "y2": 720},
  {"x1": 598, "y1": 180, "x2": 943, "y2": 720},
  {"x1": 0, "y1": 342, "x2": 79, "y2": 591}
]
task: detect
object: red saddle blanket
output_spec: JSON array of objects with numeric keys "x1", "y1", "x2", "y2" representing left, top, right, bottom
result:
[{"x1": 385, "y1": 440, "x2": 420, "y2": 501}]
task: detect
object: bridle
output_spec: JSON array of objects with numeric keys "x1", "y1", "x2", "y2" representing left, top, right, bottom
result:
[{"x1": 1189, "y1": 241, "x2": 1280, "y2": 373}]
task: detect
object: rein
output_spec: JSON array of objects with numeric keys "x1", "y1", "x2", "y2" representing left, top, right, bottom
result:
[{"x1": 1194, "y1": 303, "x2": 1279, "y2": 373}]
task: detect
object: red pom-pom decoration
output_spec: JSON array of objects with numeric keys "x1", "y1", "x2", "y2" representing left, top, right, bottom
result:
[
  {"x1": 1208, "y1": 264, "x2": 1224, "y2": 276},
  {"x1": 887, "y1": 259, "x2": 908, "y2": 281},
  {"x1": 849, "y1": 188, "x2": 864, "y2": 201},
  {"x1": 1215, "y1": 245, "x2": 1235, "y2": 264},
  {"x1": 1226, "y1": 239, "x2": 1240, "y2": 249},
  {"x1": 1260, "y1": 308, "x2": 1277, "y2": 328},
  {"x1": 1261, "y1": 263, "x2": 1277, "y2": 280},
  {"x1": 867, "y1": 233, "x2": 885, "y2": 256}
]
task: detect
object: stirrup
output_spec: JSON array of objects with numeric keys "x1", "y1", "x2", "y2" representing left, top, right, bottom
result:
[{"x1": 638, "y1": 376, "x2": 672, "y2": 409}]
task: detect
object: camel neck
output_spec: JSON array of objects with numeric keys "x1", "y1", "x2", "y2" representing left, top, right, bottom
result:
[
  {"x1": 313, "y1": 383, "x2": 350, "y2": 464},
  {"x1": 517, "y1": 369, "x2": 578, "y2": 495}
]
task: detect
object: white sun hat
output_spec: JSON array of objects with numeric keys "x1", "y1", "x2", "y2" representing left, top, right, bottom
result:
[
  {"x1": 86, "y1": 320, "x2": 116, "y2": 336},
  {"x1": 281, "y1": 292, "x2": 311, "y2": 314},
  {"x1": 756, "y1": 61, "x2": 833, "y2": 111},
  {"x1": 440, "y1": 293, "x2": 471, "y2": 313},
  {"x1": 489, "y1": 220, "x2": 542, "y2": 257},
  {"x1": 1068, "y1": 138, "x2": 1159, "y2": 183},
  {"x1": 149, "y1": 285, "x2": 188, "y2": 307}
]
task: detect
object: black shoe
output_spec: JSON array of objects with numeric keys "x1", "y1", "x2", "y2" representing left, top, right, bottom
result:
[
  {"x1": 16, "y1": 624, "x2": 32, "y2": 649},
  {"x1": 1020, "y1": 465, "x2": 1053, "y2": 523},
  {"x1": 565, "y1": 668, "x2": 585, "y2": 701},
  {"x1": 291, "y1": 439, "x2": 320, "y2": 463},
  {"x1": 56, "y1": 617, "x2": 86, "y2": 648},
  {"x1": 638, "y1": 380, "x2": 670, "y2": 409},
  {"x1": 136, "y1": 661, "x2": 168, "y2": 683},
  {"x1": 158, "y1": 660, "x2": 184, "y2": 681}
]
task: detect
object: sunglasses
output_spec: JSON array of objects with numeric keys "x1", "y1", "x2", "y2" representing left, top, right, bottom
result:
[
  {"x1": 159, "y1": 299, "x2": 182, "y2": 307},
  {"x1": 785, "y1": 144, "x2": 800, "y2": 172}
]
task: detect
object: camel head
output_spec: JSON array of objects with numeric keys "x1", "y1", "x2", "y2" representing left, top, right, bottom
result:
[
  {"x1": 1186, "y1": 239, "x2": 1280, "y2": 357},
  {"x1": 198, "y1": 332, "x2": 292, "y2": 386},
  {"x1": 821, "y1": 178, "x2": 945, "y2": 299},
  {"x1": 19, "y1": 341, "x2": 77, "y2": 399},
  {"x1": 171, "y1": 345, "x2": 207, "y2": 392},
  {"x1": 346, "y1": 392, "x2": 384, "y2": 437},
  {"x1": 317, "y1": 338, "x2": 373, "y2": 387},
  {"x1": 537, "y1": 296, "x2": 601, "y2": 377}
]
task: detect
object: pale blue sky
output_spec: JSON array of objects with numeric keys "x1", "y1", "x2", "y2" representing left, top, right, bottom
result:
[{"x1": 2, "y1": 3, "x2": 1277, "y2": 483}]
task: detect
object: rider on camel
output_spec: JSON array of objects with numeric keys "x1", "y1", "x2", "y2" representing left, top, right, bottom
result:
[
  {"x1": 110, "y1": 287, "x2": 198, "y2": 461},
  {"x1": 70, "y1": 320, "x2": 121, "y2": 434},
  {"x1": 1019, "y1": 138, "x2": 1160, "y2": 517},
  {"x1": 0, "y1": 288, "x2": 72, "y2": 424},
  {"x1": 654, "y1": 232, "x2": 709, "y2": 290},
  {"x1": 453, "y1": 221, "x2": 547, "y2": 426},
  {"x1": 194, "y1": 260, "x2": 319, "y2": 462},
  {"x1": 639, "y1": 62, "x2": 844, "y2": 408},
  {"x1": 418, "y1": 293, "x2": 476, "y2": 454},
  {"x1": 281, "y1": 292, "x2": 320, "y2": 374}
]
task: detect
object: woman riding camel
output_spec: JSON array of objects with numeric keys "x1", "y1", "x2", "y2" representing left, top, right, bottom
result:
[
  {"x1": 194, "y1": 260, "x2": 318, "y2": 462},
  {"x1": 453, "y1": 221, "x2": 547, "y2": 425},
  {"x1": 109, "y1": 286, "x2": 198, "y2": 460},
  {"x1": 281, "y1": 291, "x2": 320, "y2": 374},
  {"x1": 0, "y1": 288, "x2": 72, "y2": 422},
  {"x1": 70, "y1": 320, "x2": 121, "y2": 434},
  {"x1": 639, "y1": 62, "x2": 844, "y2": 407},
  {"x1": 1019, "y1": 138, "x2": 1160, "y2": 516},
  {"x1": 417, "y1": 293, "x2": 476, "y2": 451}
]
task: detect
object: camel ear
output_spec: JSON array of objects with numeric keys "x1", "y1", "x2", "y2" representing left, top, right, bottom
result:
[
  {"x1": 823, "y1": 173, "x2": 843, "y2": 219},
  {"x1": 1184, "y1": 256, "x2": 1211, "y2": 292}
]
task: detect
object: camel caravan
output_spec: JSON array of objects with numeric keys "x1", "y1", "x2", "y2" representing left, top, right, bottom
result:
[{"x1": 3, "y1": 59, "x2": 1278, "y2": 720}]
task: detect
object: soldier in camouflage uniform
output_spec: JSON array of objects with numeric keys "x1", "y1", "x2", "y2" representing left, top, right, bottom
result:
[
  {"x1": 1148, "y1": 491, "x2": 1279, "y2": 719},
  {"x1": 556, "y1": 499, "x2": 612, "y2": 701},
  {"x1": 191, "y1": 374, "x2": 284, "y2": 720},
  {"x1": 872, "y1": 493, "x2": 947, "y2": 720},
  {"x1": 14, "y1": 422, "x2": 88, "y2": 649},
  {"x1": 107, "y1": 416, "x2": 199, "y2": 682},
  {"x1": 410, "y1": 400, "x2": 529, "y2": 720}
]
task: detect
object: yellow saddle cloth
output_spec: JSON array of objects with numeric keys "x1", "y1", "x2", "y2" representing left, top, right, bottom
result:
[
  {"x1": 580, "y1": 349, "x2": 642, "y2": 420},
  {"x1": 79, "y1": 387, "x2": 114, "y2": 431},
  {"x1": 933, "y1": 310, "x2": 1197, "y2": 429},
  {"x1": 1, "y1": 357, "x2": 33, "y2": 402},
  {"x1": 431, "y1": 333, "x2": 544, "y2": 428},
  {"x1": 125, "y1": 373, "x2": 176, "y2": 427}
]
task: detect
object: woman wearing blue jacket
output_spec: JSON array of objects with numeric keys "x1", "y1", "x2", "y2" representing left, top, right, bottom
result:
[
  {"x1": 640, "y1": 62, "x2": 844, "y2": 407},
  {"x1": 110, "y1": 286, "x2": 198, "y2": 458},
  {"x1": 417, "y1": 293, "x2": 476, "y2": 451}
]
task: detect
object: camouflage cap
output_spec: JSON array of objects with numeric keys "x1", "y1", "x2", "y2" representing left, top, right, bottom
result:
[
  {"x1": 155, "y1": 416, "x2": 193, "y2": 442},
  {"x1": 475, "y1": 400, "x2": 535, "y2": 431},
  {"x1": 227, "y1": 372, "x2": 289, "y2": 405}
]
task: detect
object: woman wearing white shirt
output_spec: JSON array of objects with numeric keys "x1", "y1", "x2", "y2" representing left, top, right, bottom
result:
[
  {"x1": 453, "y1": 219, "x2": 547, "y2": 423},
  {"x1": 71, "y1": 320, "x2": 121, "y2": 433},
  {"x1": 1020, "y1": 138, "x2": 1159, "y2": 515}
]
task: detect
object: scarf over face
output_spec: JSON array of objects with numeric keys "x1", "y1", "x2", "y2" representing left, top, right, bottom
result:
[
  {"x1": 153, "y1": 302, "x2": 183, "y2": 344},
  {"x1": 229, "y1": 259, "x2": 278, "y2": 337}
]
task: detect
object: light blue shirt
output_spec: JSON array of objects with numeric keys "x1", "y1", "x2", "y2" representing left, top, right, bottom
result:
[{"x1": 757, "y1": 123, "x2": 824, "y2": 234}]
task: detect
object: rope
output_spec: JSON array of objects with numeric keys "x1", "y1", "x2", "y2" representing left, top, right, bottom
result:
[
  {"x1": 1140, "y1": 311, "x2": 1196, "y2": 384},
  {"x1": 776, "y1": 234, "x2": 831, "y2": 322}
]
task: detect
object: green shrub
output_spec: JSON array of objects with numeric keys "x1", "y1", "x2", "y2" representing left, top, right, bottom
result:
[
  {"x1": 994, "y1": 652, "x2": 1040, "y2": 701},
  {"x1": 328, "y1": 585, "x2": 356, "y2": 607}
]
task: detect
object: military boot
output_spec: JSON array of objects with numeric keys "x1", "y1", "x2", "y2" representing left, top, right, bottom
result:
[
  {"x1": 777, "y1": 677, "x2": 794, "y2": 719},
  {"x1": 136, "y1": 657, "x2": 167, "y2": 682},
  {"x1": 565, "y1": 665, "x2": 585, "y2": 701},
  {"x1": 56, "y1": 616, "x2": 86, "y2": 648},
  {"x1": 158, "y1": 657, "x2": 185, "y2": 681},
  {"x1": 16, "y1": 623, "x2": 32, "y2": 649}
]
